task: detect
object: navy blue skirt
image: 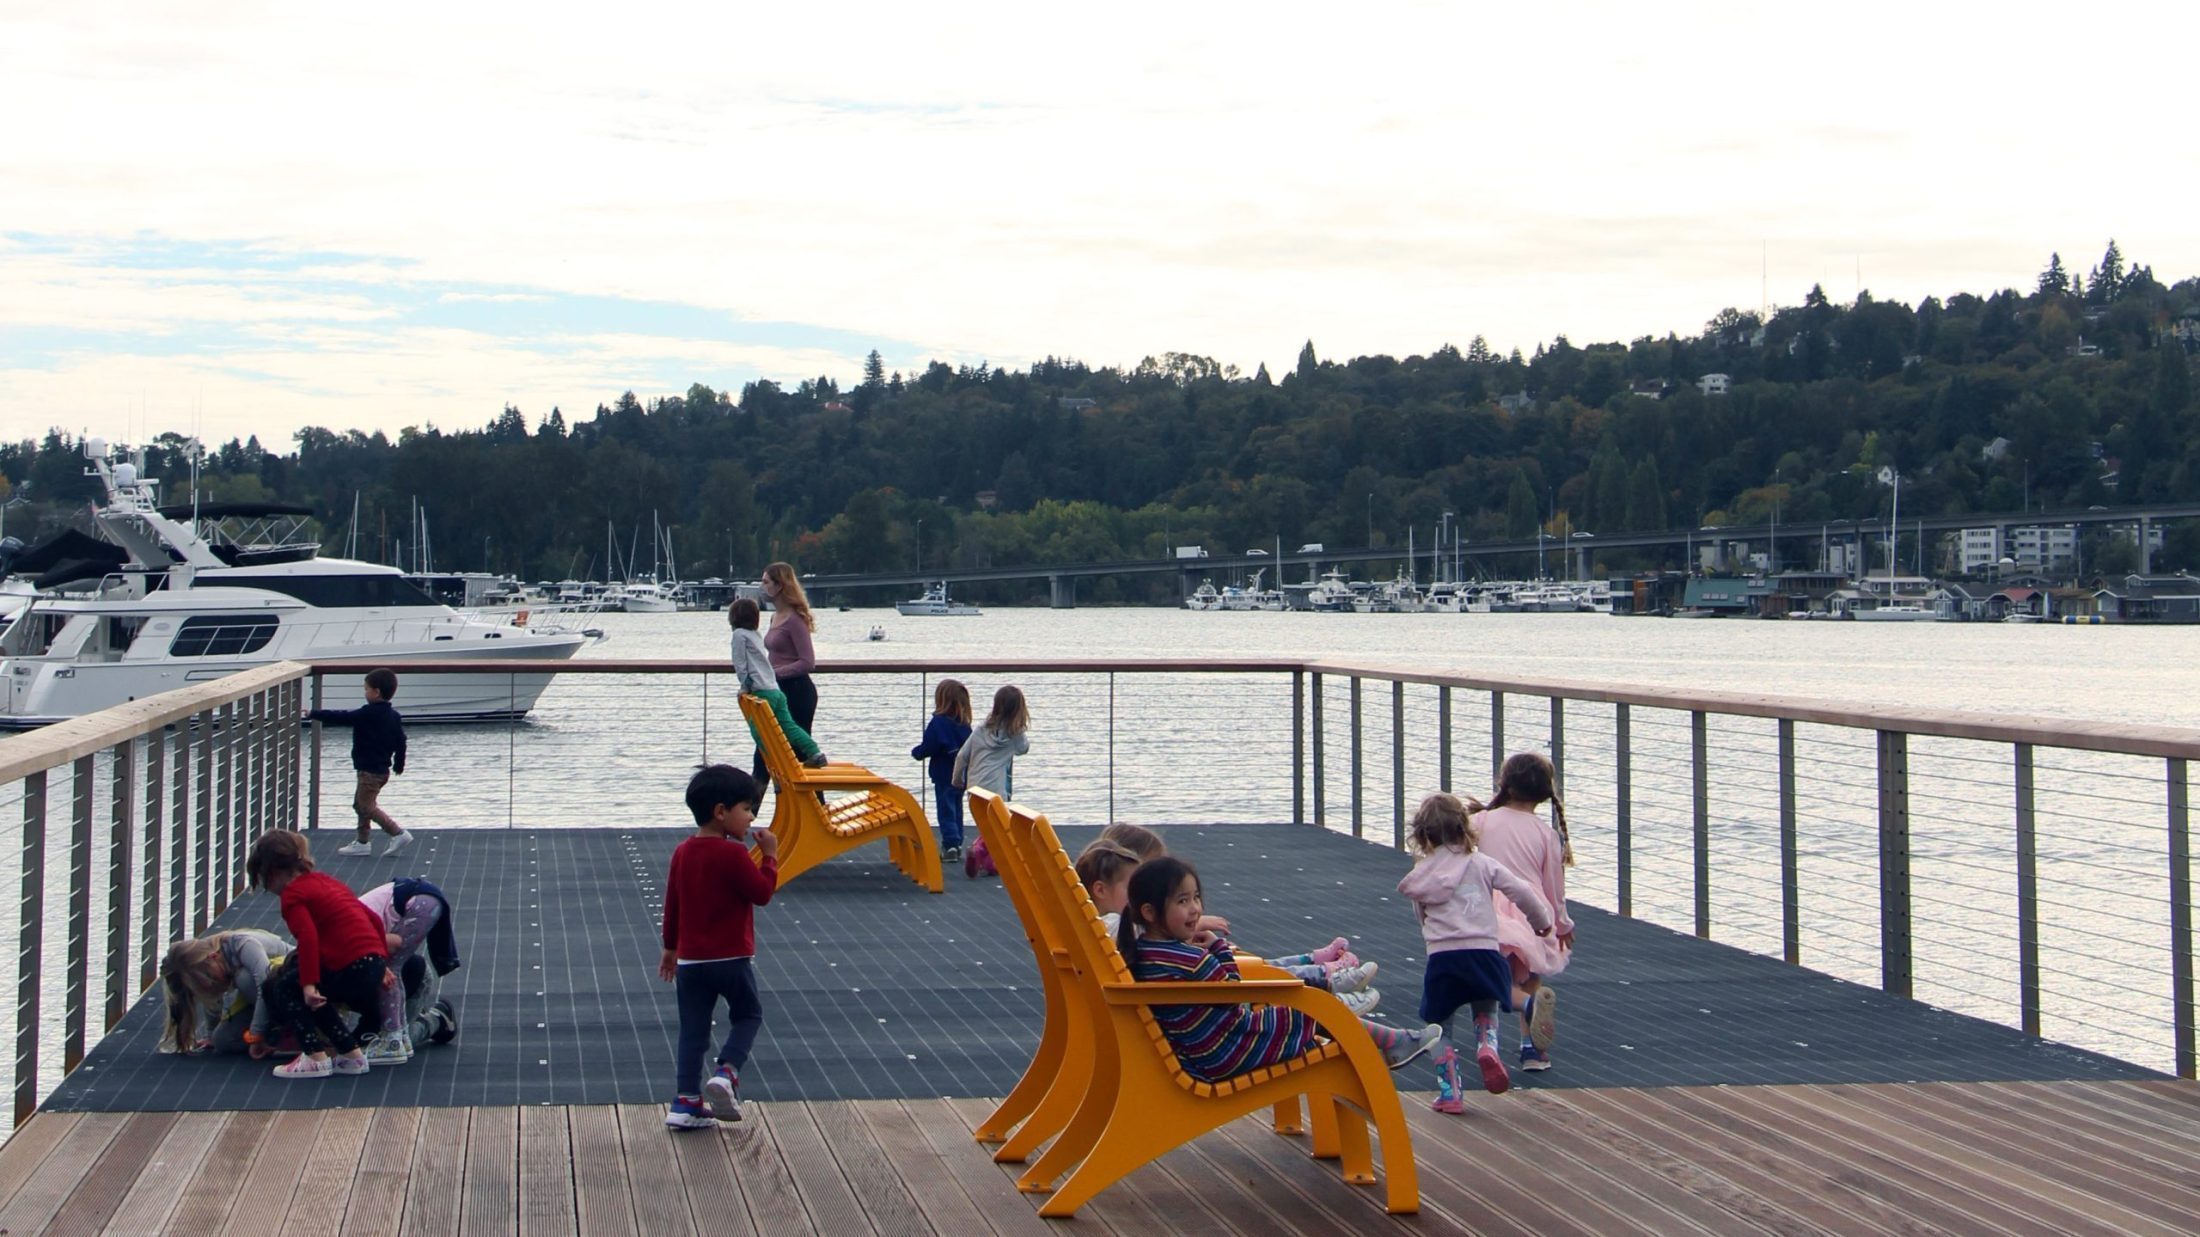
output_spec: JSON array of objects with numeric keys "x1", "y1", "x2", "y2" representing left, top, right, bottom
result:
[{"x1": 1419, "y1": 948, "x2": 1516, "y2": 1023}]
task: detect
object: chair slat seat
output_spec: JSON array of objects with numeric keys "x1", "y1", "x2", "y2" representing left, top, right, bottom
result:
[{"x1": 736, "y1": 694, "x2": 941, "y2": 893}]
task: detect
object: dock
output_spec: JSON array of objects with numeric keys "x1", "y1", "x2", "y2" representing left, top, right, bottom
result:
[{"x1": 1, "y1": 824, "x2": 2191, "y2": 1234}]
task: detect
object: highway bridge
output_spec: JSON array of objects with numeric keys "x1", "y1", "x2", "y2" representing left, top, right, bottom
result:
[{"x1": 800, "y1": 501, "x2": 2200, "y2": 605}]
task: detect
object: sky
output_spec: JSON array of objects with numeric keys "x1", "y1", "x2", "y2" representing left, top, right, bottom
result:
[{"x1": 3, "y1": 2, "x2": 2196, "y2": 447}]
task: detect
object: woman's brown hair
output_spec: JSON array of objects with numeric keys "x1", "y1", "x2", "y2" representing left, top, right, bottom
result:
[
  {"x1": 245, "y1": 830, "x2": 314, "y2": 890},
  {"x1": 933, "y1": 678, "x2": 972, "y2": 725},
  {"x1": 984, "y1": 684, "x2": 1029, "y2": 737},
  {"x1": 1489, "y1": 751, "x2": 1573, "y2": 865},
  {"x1": 762, "y1": 562, "x2": 815, "y2": 633}
]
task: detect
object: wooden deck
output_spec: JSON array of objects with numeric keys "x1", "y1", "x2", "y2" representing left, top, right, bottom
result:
[{"x1": 1, "y1": 1078, "x2": 2194, "y2": 1235}]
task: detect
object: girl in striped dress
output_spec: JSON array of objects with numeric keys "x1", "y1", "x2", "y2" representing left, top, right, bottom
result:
[{"x1": 1117, "y1": 857, "x2": 1443, "y2": 1083}]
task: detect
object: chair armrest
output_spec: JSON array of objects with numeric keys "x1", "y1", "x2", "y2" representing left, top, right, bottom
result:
[
  {"x1": 791, "y1": 770, "x2": 892, "y2": 787},
  {"x1": 1100, "y1": 980, "x2": 1304, "y2": 1005}
]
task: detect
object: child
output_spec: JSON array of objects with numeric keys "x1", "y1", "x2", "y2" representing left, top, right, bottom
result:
[
  {"x1": 1090, "y1": 824, "x2": 1375, "y2": 1008},
  {"x1": 1118, "y1": 857, "x2": 1442, "y2": 1082},
  {"x1": 660, "y1": 765, "x2": 779, "y2": 1130},
  {"x1": 729, "y1": 599, "x2": 829, "y2": 769},
  {"x1": 246, "y1": 831, "x2": 391, "y2": 1079},
  {"x1": 911, "y1": 679, "x2": 975, "y2": 861},
  {"x1": 356, "y1": 877, "x2": 461, "y2": 1063},
  {"x1": 1397, "y1": 793, "x2": 1553, "y2": 1112},
  {"x1": 953, "y1": 685, "x2": 1030, "y2": 799},
  {"x1": 308, "y1": 667, "x2": 414, "y2": 857},
  {"x1": 157, "y1": 929, "x2": 291, "y2": 1056},
  {"x1": 1475, "y1": 752, "x2": 1576, "y2": 1073}
]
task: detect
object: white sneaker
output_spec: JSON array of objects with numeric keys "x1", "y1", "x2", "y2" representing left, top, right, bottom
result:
[
  {"x1": 361, "y1": 1031, "x2": 412, "y2": 1066},
  {"x1": 335, "y1": 841, "x2": 374, "y2": 857},
  {"x1": 382, "y1": 831, "x2": 415, "y2": 857},
  {"x1": 1338, "y1": 988, "x2": 1381, "y2": 1016},
  {"x1": 1329, "y1": 960, "x2": 1379, "y2": 993},
  {"x1": 1380, "y1": 1023, "x2": 1446, "y2": 1070}
]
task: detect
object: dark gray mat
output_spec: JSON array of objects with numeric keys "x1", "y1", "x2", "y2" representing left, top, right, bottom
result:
[{"x1": 41, "y1": 824, "x2": 2156, "y2": 1114}]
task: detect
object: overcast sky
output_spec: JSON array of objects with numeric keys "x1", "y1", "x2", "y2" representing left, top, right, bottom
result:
[{"x1": 3, "y1": 2, "x2": 2194, "y2": 447}]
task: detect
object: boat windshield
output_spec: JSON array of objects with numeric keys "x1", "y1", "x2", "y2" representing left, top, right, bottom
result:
[
  {"x1": 206, "y1": 574, "x2": 439, "y2": 608},
  {"x1": 169, "y1": 615, "x2": 280, "y2": 657}
]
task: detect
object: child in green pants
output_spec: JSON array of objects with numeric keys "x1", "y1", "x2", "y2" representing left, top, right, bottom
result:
[{"x1": 729, "y1": 598, "x2": 829, "y2": 768}]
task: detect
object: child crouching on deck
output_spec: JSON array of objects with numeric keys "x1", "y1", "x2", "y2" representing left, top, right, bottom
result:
[
  {"x1": 660, "y1": 765, "x2": 779, "y2": 1130},
  {"x1": 246, "y1": 830, "x2": 390, "y2": 1080}
]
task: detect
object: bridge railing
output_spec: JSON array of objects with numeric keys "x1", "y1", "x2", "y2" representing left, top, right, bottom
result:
[{"x1": 304, "y1": 655, "x2": 2197, "y2": 1080}]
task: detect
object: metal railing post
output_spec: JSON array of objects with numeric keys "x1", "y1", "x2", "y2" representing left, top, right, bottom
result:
[
  {"x1": 64, "y1": 756, "x2": 93, "y2": 1072},
  {"x1": 1491, "y1": 691, "x2": 1506, "y2": 784},
  {"x1": 1438, "y1": 685, "x2": 1452, "y2": 793},
  {"x1": 171, "y1": 718, "x2": 189, "y2": 944},
  {"x1": 2170, "y1": 757, "x2": 2194, "y2": 1079},
  {"x1": 107, "y1": 738, "x2": 135, "y2": 1032},
  {"x1": 1349, "y1": 677, "x2": 1364, "y2": 839},
  {"x1": 1877, "y1": 729, "x2": 1913, "y2": 999},
  {"x1": 1391, "y1": 680, "x2": 1405, "y2": 849},
  {"x1": 1108, "y1": 672, "x2": 1117, "y2": 823},
  {"x1": 308, "y1": 674, "x2": 324, "y2": 831},
  {"x1": 283, "y1": 677, "x2": 301, "y2": 828},
  {"x1": 1292, "y1": 671, "x2": 1305, "y2": 826},
  {"x1": 507, "y1": 673, "x2": 518, "y2": 831},
  {"x1": 217, "y1": 701, "x2": 237, "y2": 913},
  {"x1": 2015, "y1": 743, "x2": 2039, "y2": 1037},
  {"x1": 1549, "y1": 697, "x2": 1565, "y2": 794},
  {"x1": 142, "y1": 728, "x2": 164, "y2": 991},
  {"x1": 1692, "y1": 710, "x2": 1710, "y2": 939},
  {"x1": 1778, "y1": 719, "x2": 1798, "y2": 965},
  {"x1": 1615, "y1": 703, "x2": 1632, "y2": 917},
  {"x1": 195, "y1": 709, "x2": 213, "y2": 933},
  {"x1": 17, "y1": 770, "x2": 46, "y2": 1126},
  {"x1": 1311, "y1": 673, "x2": 1325, "y2": 829}
]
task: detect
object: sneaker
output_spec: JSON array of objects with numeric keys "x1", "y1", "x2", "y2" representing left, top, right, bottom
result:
[
  {"x1": 331, "y1": 1052, "x2": 369, "y2": 1076},
  {"x1": 273, "y1": 1055, "x2": 332, "y2": 1080},
  {"x1": 335, "y1": 841, "x2": 374, "y2": 857},
  {"x1": 1476, "y1": 1042, "x2": 1511, "y2": 1094},
  {"x1": 1337, "y1": 988, "x2": 1381, "y2": 1016},
  {"x1": 1518, "y1": 1042, "x2": 1552, "y2": 1072},
  {"x1": 381, "y1": 830, "x2": 415, "y2": 857},
  {"x1": 1329, "y1": 960, "x2": 1378, "y2": 993},
  {"x1": 1430, "y1": 1046, "x2": 1466, "y2": 1115},
  {"x1": 665, "y1": 1096, "x2": 716, "y2": 1130},
  {"x1": 703, "y1": 1066, "x2": 743, "y2": 1123},
  {"x1": 1309, "y1": 936, "x2": 1354, "y2": 966},
  {"x1": 361, "y1": 1031, "x2": 412, "y2": 1066},
  {"x1": 802, "y1": 751, "x2": 829, "y2": 768},
  {"x1": 429, "y1": 999, "x2": 459, "y2": 1045},
  {"x1": 1526, "y1": 986, "x2": 1556, "y2": 1054},
  {"x1": 1379, "y1": 1023, "x2": 1445, "y2": 1070},
  {"x1": 942, "y1": 846, "x2": 962, "y2": 864}
]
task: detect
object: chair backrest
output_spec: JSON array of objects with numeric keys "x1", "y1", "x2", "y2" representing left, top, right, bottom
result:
[
  {"x1": 1007, "y1": 803, "x2": 1137, "y2": 988},
  {"x1": 970, "y1": 790, "x2": 1048, "y2": 972},
  {"x1": 738, "y1": 693, "x2": 804, "y2": 785}
]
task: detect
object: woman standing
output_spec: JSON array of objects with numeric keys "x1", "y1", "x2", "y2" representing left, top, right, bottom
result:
[{"x1": 751, "y1": 562, "x2": 819, "y2": 786}]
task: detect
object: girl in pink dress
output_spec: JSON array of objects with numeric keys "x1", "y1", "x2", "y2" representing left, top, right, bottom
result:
[{"x1": 1472, "y1": 752, "x2": 1575, "y2": 1072}]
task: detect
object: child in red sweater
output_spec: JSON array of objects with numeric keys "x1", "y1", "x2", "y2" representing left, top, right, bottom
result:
[
  {"x1": 660, "y1": 765, "x2": 779, "y2": 1129},
  {"x1": 246, "y1": 830, "x2": 391, "y2": 1079}
]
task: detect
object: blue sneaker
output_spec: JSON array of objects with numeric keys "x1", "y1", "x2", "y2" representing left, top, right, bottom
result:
[
  {"x1": 1519, "y1": 1041, "x2": 1552, "y2": 1072},
  {"x1": 665, "y1": 1096, "x2": 716, "y2": 1130}
]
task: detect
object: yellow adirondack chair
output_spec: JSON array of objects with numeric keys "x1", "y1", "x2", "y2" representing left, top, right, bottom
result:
[{"x1": 737, "y1": 693, "x2": 942, "y2": 893}]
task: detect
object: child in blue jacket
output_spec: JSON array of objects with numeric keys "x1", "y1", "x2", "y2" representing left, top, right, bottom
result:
[{"x1": 911, "y1": 679, "x2": 975, "y2": 859}]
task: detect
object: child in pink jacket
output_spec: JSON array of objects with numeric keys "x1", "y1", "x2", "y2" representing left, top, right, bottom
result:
[
  {"x1": 1474, "y1": 752, "x2": 1575, "y2": 1072},
  {"x1": 1398, "y1": 792, "x2": 1552, "y2": 1112}
]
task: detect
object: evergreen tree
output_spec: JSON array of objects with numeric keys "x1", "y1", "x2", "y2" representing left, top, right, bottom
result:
[
  {"x1": 1626, "y1": 458, "x2": 1666, "y2": 533},
  {"x1": 1589, "y1": 436, "x2": 1629, "y2": 531},
  {"x1": 862, "y1": 350, "x2": 886, "y2": 389},
  {"x1": 2088, "y1": 240, "x2": 2125, "y2": 305},
  {"x1": 1505, "y1": 471, "x2": 1538, "y2": 539},
  {"x1": 1295, "y1": 340, "x2": 1319, "y2": 383},
  {"x1": 2036, "y1": 253, "x2": 2069, "y2": 298},
  {"x1": 1466, "y1": 335, "x2": 1493, "y2": 364},
  {"x1": 2156, "y1": 342, "x2": 2192, "y2": 418}
]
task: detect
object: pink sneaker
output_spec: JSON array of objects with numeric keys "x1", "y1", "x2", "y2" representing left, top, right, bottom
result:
[
  {"x1": 1476, "y1": 1042, "x2": 1511, "y2": 1095},
  {"x1": 274, "y1": 1055, "x2": 332, "y2": 1080},
  {"x1": 1309, "y1": 937, "x2": 1355, "y2": 966},
  {"x1": 1431, "y1": 1094, "x2": 1467, "y2": 1114}
]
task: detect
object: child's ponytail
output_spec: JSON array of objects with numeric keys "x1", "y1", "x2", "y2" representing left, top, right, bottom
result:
[{"x1": 1549, "y1": 792, "x2": 1575, "y2": 866}]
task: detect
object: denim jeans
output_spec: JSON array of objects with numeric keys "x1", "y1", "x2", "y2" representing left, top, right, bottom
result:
[
  {"x1": 932, "y1": 781, "x2": 964, "y2": 850},
  {"x1": 674, "y1": 957, "x2": 763, "y2": 1096}
]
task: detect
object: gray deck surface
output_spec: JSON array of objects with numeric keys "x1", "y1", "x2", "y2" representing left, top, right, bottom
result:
[{"x1": 41, "y1": 823, "x2": 2156, "y2": 1114}]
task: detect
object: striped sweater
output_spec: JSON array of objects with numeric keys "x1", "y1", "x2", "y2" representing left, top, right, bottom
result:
[{"x1": 1128, "y1": 936, "x2": 1321, "y2": 1083}]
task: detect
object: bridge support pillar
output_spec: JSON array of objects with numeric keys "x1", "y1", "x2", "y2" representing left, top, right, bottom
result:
[
  {"x1": 1049, "y1": 574, "x2": 1075, "y2": 609},
  {"x1": 2140, "y1": 516, "x2": 2154, "y2": 574}
]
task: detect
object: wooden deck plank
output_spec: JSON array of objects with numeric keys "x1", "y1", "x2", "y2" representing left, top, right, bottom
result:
[
  {"x1": 1564, "y1": 1088, "x2": 1932, "y2": 1237},
  {"x1": 1204, "y1": 1107, "x2": 1439, "y2": 1235},
  {"x1": 1493, "y1": 1090, "x2": 1782, "y2": 1236},
  {"x1": 669, "y1": 1112, "x2": 752, "y2": 1234},
  {"x1": 0, "y1": 1111, "x2": 80, "y2": 1214},
  {"x1": 851, "y1": 1099, "x2": 997, "y2": 1237},
  {"x1": 613, "y1": 1103, "x2": 696, "y2": 1237},
  {"x1": 42, "y1": 1110, "x2": 175, "y2": 1235},
  {"x1": 107, "y1": 1111, "x2": 230, "y2": 1236},
  {"x1": 1149, "y1": 1132, "x2": 1356, "y2": 1237},
  {"x1": 1959, "y1": 1081, "x2": 2200, "y2": 1178},
  {"x1": 895, "y1": 1098, "x2": 1071, "y2": 1237},
  {"x1": 1402, "y1": 1097, "x2": 1662, "y2": 1237},
  {"x1": 518, "y1": 1105, "x2": 579, "y2": 1237},
  {"x1": 458, "y1": 1106, "x2": 517, "y2": 1237},
  {"x1": 566, "y1": 1106, "x2": 637, "y2": 1237},
  {"x1": 164, "y1": 1109, "x2": 272, "y2": 1236},
  {"x1": 1837, "y1": 1083, "x2": 2200, "y2": 1230},
  {"x1": 222, "y1": 1109, "x2": 326, "y2": 1236},
  {"x1": 2125, "y1": 1079, "x2": 2200, "y2": 1108},
  {"x1": 1655, "y1": 1087, "x2": 2028, "y2": 1237},
  {"x1": 344, "y1": 1107, "x2": 425, "y2": 1237},
  {"x1": 1784, "y1": 1085, "x2": 2160, "y2": 1237},
  {"x1": 2003, "y1": 1079, "x2": 2200, "y2": 1149},
  {"x1": 400, "y1": 1105, "x2": 469, "y2": 1237},
  {"x1": 714, "y1": 1105, "x2": 807, "y2": 1233},
  {"x1": 942, "y1": 1092, "x2": 1157, "y2": 1234},
  {"x1": 808, "y1": 1099, "x2": 931, "y2": 1235},
  {"x1": 761, "y1": 1100, "x2": 873, "y2": 1235},
  {"x1": 279, "y1": 1107, "x2": 376, "y2": 1237},
  {"x1": 0, "y1": 1110, "x2": 124, "y2": 1235}
]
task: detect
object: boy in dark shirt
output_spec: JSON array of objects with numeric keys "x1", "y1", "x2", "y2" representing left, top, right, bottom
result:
[
  {"x1": 308, "y1": 667, "x2": 414, "y2": 858},
  {"x1": 660, "y1": 764, "x2": 779, "y2": 1129}
]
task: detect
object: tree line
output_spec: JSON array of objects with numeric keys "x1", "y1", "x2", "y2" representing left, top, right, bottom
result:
[{"x1": 5, "y1": 242, "x2": 2197, "y2": 600}]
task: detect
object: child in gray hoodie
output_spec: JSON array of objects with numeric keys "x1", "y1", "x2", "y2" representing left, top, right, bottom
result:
[
  {"x1": 730, "y1": 599, "x2": 828, "y2": 769},
  {"x1": 953, "y1": 684, "x2": 1031, "y2": 798}
]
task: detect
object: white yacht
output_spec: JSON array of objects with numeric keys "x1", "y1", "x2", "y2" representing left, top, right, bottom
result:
[
  {"x1": 0, "y1": 441, "x2": 588, "y2": 727},
  {"x1": 897, "y1": 581, "x2": 982, "y2": 617},
  {"x1": 1853, "y1": 601, "x2": 1941, "y2": 623},
  {"x1": 1182, "y1": 580, "x2": 1223, "y2": 612},
  {"x1": 610, "y1": 579, "x2": 679, "y2": 613},
  {"x1": 1307, "y1": 569, "x2": 1356, "y2": 612}
]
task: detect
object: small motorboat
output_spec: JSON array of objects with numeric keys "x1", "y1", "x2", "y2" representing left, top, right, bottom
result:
[{"x1": 867, "y1": 625, "x2": 887, "y2": 641}]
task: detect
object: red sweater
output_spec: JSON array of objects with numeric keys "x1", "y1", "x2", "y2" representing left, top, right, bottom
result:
[
  {"x1": 280, "y1": 871, "x2": 387, "y2": 985},
  {"x1": 661, "y1": 833, "x2": 779, "y2": 961}
]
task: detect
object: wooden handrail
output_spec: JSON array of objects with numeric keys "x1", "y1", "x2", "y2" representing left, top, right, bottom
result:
[{"x1": 0, "y1": 661, "x2": 309, "y2": 785}]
